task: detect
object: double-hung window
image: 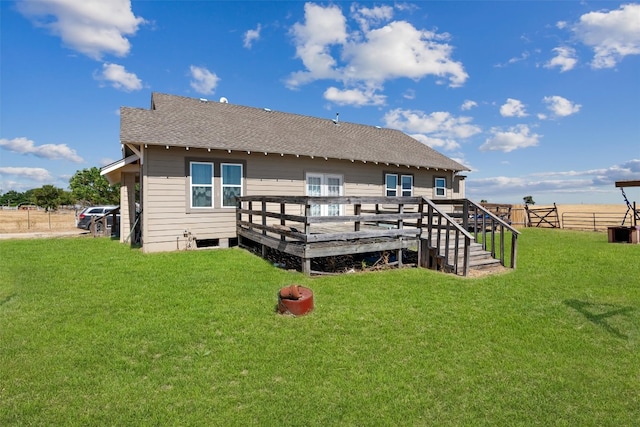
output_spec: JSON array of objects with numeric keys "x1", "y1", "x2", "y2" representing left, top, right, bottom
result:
[
  {"x1": 401, "y1": 175, "x2": 413, "y2": 196},
  {"x1": 434, "y1": 177, "x2": 446, "y2": 197},
  {"x1": 385, "y1": 173, "x2": 413, "y2": 197},
  {"x1": 189, "y1": 161, "x2": 243, "y2": 209},
  {"x1": 191, "y1": 162, "x2": 214, "y2": 208},
  {"x1": 385, "y1": 174, "x2": 398, "y2": 196},
  {"x1": 221, "y1": 163, "x2": 243, "y2": 208}
]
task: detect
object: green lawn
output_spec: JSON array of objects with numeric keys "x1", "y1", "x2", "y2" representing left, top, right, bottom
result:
[{"x1": 1, "y1": 229, "x2": 638, "y2": 426}]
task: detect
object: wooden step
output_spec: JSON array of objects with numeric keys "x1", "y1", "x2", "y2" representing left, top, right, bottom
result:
[{"x1": 424, "y1": 231, "x2": 507, "y2": 275}]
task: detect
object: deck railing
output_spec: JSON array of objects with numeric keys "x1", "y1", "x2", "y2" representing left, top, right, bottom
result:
[
  {"x1": 236, "y1": 196, "x2": 481, "y2": 275},
  {"x1": 432, "y1": 199, "x2": 520, "y2": 269}
]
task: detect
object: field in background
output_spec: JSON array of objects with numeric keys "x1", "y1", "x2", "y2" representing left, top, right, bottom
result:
[
  {"x1": 0, "y1": 209, "x2": 78, "y2": 233},
  {"x1": 0, "y1": 204, "x2": 632, "y2": 233}
]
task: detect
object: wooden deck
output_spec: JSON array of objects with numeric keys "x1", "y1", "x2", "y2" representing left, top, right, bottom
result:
[{"x1": 237, "y1": 196, "x2": 519, "y2": 276}]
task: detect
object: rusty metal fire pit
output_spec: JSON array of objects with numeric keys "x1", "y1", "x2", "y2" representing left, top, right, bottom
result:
[{"x1": 277, "y1": 285, "x2": 314, "y2": 316}]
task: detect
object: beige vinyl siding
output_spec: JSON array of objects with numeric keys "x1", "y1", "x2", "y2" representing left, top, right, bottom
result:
[{"x1": 140, "y1": 145, "x2": 463, "y2": 252}]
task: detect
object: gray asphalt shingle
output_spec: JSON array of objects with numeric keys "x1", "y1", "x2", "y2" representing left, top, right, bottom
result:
[{"x1": 120, "y1": 92, "x2": 469, "y2": 171}]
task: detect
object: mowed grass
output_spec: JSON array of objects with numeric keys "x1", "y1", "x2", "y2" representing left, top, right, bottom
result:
[{"x1": 1, "y1": 229, "x2": 638, "y2": 426}]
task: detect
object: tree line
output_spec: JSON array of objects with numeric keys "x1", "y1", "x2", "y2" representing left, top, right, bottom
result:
[{"x1": 0, "y1": 167, "x2": 120, "y2": 211}]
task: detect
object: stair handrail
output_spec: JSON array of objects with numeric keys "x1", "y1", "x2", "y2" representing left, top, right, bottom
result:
[
  {"x1": 463, "y1": 199, "x2": 520, "y2": 268},
  {"x1": 465, "y1": 200, "x2": 520, "y2": 235},
  {"x1": 421, "y1": 197, "x2": 473, "y2": 276}
]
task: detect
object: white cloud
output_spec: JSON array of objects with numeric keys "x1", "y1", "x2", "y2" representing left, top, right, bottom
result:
[
  {"x1": 189, "y1": 65, "x2": 220, "y2": 95},
  {"x1": 0, "y1": 167, "x2": 53, "y2": 182},
  {"x1": 350, "y1": 4, "x2": 394, "y2": 32},
  {"x1": 533, "y1": 159, "x2": 640, "y2": 185},
  {"x1": 323, "y1": 86, "x2": 386, "y2": 106},
  {"x1": 500, "y1": 98, "x2": 528, "y2": 118},
  {"x1": 494, "y1": 51, "x2": 530, "y2": 68},
  {"x1": 480, "y1": 125, "x2": 541, "y2": 152},
  {"x1": 287, "y1": 3, "x2": 467, "y2": 94},
  {"x1": 0, "y1": 137, "x2": 84, "y2": 163},
  {"x1": 543, "y1": 95, "x2": 581, "y2": 117},
  {"x1": 95, "y1": 63, "x2": 143, "y2": 91},
  {"x1": 467, "y1": 159, "x2": 640, "y2": 203},
  {"x1": 409, "y1": 133, "x2": 461, "y2": 151},
  {"x1": 243, "y1": 24, "x2": 262, "y2": 49},
  {"x1": 343, "y1": 21, "x2": 467, "y2": 87},
  {"x1": 544, "y1": 46, "x2": 578, "y2": 72},
  {"x1": 571, "y1": 3, "x2": 640, "y2": 69},
  {"x1": 383, "y1": 108, "x2": 481, "y2": 151},
  {"x1": 17, "y1": 0, "x2": 146, "y2": 60},
  {"x1": 287, "y1": 3, "x2": 347, "y2": 87},
  {"x1": 461, "y1": 100, "x2": 477, "y2": 111},
  {"x1": 402, "y1": 89, "x2": 416, "y2": 100}
]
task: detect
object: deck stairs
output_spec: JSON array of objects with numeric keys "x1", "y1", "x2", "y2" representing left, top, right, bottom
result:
[{"x1": 426, "y1": 231, "x2": 503, "y2": 274}]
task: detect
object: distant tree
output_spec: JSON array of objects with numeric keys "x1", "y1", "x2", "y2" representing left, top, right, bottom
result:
[
  {"x1": 69, "y1": 167, "x2": 120, "y2": 206},
  {"x1": 32, "y1": 185, "x2": 63, "y2": 212},
  {"x1": 58, "y1": 190, "x2": 76, "y2": 207},
  {"x1": 523, "y1": 195, "x2": 535, "y2": 205},
  {"x1": 23, "y1": 189, "x2": 37, "y2": 205},
  {"x1": 0, "y1": 190, "x2": 28, "y2": 207},
  {"x1": 480, "y1": 199, "x2": 488, "y2": 204}
]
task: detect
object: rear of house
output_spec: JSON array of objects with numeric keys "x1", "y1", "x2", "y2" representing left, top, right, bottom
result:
[{"x1": 103, "y1": 93, "x2": 469, "y2": 253}]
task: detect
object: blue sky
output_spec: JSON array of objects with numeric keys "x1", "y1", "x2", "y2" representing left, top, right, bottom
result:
[{"x1": 1, "y1": 0, "x2": 639, "y2": 205}]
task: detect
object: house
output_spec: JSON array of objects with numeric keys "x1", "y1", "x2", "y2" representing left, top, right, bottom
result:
[{"x1": 102, "y1": 92, "x2": 470, "y2": 253}]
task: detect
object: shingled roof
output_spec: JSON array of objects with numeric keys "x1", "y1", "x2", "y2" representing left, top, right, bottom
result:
[{"x1": 120, "y1": 92, "x2": 469, "y2": 172}]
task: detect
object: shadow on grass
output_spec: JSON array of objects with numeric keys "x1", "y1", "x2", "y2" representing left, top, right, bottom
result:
[
  {"x1": 564, "y1": 299, "x2": 634, "y2": 339},
  {"x1": 0, "y1": 294, "x2": 16, "y2": 307}
]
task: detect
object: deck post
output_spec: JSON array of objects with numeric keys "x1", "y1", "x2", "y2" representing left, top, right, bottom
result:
[
  {"x1": 417, "y1": 200, "x2": 424, "y2": 266},
  {"x1": 500, "y1": 225, "x2": 505, "y2": 265},
  {"x1": 304, "y1": 203, "x2": 311, "y2": 235},
  {"x1": 462, "y1": 199, "x2": 469, "y2": 230},
  {"x1": 463, "y1": 236, "x2": 471, "y2": 276},
  {"x1": 280, "y1": 202, "x2": 286, "y2": 242},
  {"x1": 397, "y1": 203, "x2": 404, "y2": 268},
  {"x1": 354, "y1": 203, "x2": 361, "y2": 231},
  {"x1": 419, "y1": 239, "x2": 429, "y2": 268},
  {"x1": 261, "y1": 198, "x2": 267, "y2": 257}
]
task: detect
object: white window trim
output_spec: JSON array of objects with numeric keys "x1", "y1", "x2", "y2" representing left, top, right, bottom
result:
[
  {"x1": 385, "y1": 173, "x2": 413, "y2": 197},
  {"x1": 401, "y1": 175, "x2": 413, "y2": 197},
  {"x1": 385, "y1": 173, "x2": 398, "y2": 197},
  {"x1": 434, "y1": 177, "x2": 447, "y2": 198},
  {"x1": 221, "y1": 163, "x2": 243, "y2": 208},
  {"x1": 190, "y1": 161, "x2": 214, "y2": 208}
]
